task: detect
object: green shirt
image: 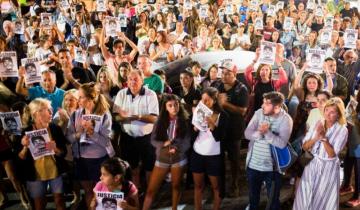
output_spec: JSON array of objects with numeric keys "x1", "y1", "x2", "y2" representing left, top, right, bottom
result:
[{"x1": 144, "y1": 74, "x2": 164, "y2": 94}]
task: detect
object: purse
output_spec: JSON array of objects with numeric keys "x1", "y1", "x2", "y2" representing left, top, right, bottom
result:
[
  {"x1": 298, "y1": 150, "x2": 314, "y2": 167},
  {"x1": 158, "y1": 145, "x2": 181, "y2": 164}
]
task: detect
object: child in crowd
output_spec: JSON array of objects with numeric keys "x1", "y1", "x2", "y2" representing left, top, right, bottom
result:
[{"x1": 91, "y1": 157, "x2": 140, "y2": 210}]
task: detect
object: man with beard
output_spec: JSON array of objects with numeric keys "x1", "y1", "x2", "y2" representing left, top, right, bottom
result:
[{"x1": 244, "y1": 91, "x2": 293, "y2": 210}]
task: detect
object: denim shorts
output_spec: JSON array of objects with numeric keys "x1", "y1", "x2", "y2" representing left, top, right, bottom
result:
[
  {"x1": 155, "y1": 158, "x2": 187, "y2": 169},
  {"x1": 26, "y1": 176, "x2": 63, "y2": 198}
]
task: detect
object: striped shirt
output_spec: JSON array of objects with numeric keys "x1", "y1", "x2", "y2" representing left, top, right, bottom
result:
[{"x1": 245, "y1": 109, "x2": 292, "y2": 172}]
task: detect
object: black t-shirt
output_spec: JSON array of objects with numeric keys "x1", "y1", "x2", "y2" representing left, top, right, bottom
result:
[
  {"x1": 311, "y1": 22, "x2": 324, "y2": 33},
  {"x1": 253, "y1": 81, "x2": 274, "y2": 111},
  {"x1": 341, "y1": 8, "x2": 353, "y2": 18},
  {"x1": 173, "y1": 87, "x2": 201, "y2": 114},
  {"x1": 55, "y1": 67, "x2": 95, "y2": 90},
  {"x1": 218, "y1": 80, "x2": 249, "y2": 139}
]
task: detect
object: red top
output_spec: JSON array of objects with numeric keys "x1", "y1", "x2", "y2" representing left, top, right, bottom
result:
[{"x1": 244, "y1": 64, "x2": 288, "y2": 91}]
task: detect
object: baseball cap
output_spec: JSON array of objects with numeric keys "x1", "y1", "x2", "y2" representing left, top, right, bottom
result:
[{"x1": 219, "y1": 59, "x2": 237, "y2": 73}]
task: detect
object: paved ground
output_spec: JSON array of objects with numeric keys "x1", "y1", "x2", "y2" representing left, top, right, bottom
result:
[{"x1": 1, "y1": 149, "x2": 360, "y2": 210}]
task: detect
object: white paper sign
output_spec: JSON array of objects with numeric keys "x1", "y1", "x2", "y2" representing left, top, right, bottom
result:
[
  {"x1": 97, "y1": 0, "x2": 107, "y2": 12},
  {"x1": 184, "y1": 0, "x2": 192, "y2": 10},
  {"x1": 344, "y1": 29, "x2": 357, "y2": 49},
  {"x1": 225, "y1": 4, "x2": 233, "y2": 15},
  {"x1": 315, "y1": 5, "x2": 323, "y2": 16},
  {"x1": 60, "y1": 0, "x2": 70, "y2": 10},
  {"x1": 259, "y1": 41, "x2": 276, "y2": 65},
  {"x1": 21, "y1": 58, "x2": 41, "y2": 85},
  {"x1": 118, "y1": 14, "x2": 127, "y2": 28},
  {"x1": 0, "y1": 51, "x2": 18, "y2": 77},
  {"x1": 324, "y1": 16, "x2": 333, "y2": 29},
  {"x1": 106, "y1": 16, "x2": 121, "y2": 37},
  {"x1": 192, "y1": 101, "x2": 213, "y2": 131},
  {"x1": 267, "y1": 5, "x2": 276, "y2": 17},
  {"x1": 80, "y1": 114, "x2": 102, "y2": 144},
  {"x1": 283, "y1": 17, "x2": 293, "y2": 31},
  {"x1": 0, "y1": 111, "x2": 22, "y2": 135},
  {"x1": 276, "y1": 1, "x2": 284, "y2": 11},
  {"x1": 307, "y1": 1, "x2": 315, "y2": 10},
  {"x1": 199, "y1": 5, "x2": 208, "y2": 18},
  {"x1": 254, "y1": 17, "x2": 263, "y2": 30},
  {"x1": 26, "y1": 129, "x2": 55, "y2": 160},
  {"x1": 75, "y1": 48, "x2": 86, "y2": 63},
  {"x1": 14, "y1": 20, "x2": 24, "y2": 35},
  {"x1": 320, "y1": 29, "x2": 332, "y2": 45},
  {"x1": 41, "y1": 13, "x2": 53, "y2": 28},
  {"x1": 307, "y1": 49, "x2": 326, "y2": 73},
  {"x1": 95, "y1": 191, "x2": 124, "y2": 210}
]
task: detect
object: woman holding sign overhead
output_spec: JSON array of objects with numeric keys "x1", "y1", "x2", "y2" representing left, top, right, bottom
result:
[
  {"x1": 15, "y1": 98, "x2": 67, "y2": 210},
  {"x1": 190, "y1": 87, "x2": 228, "y2": 210},
  {"x1": 66, "y1": 82, "x2": 115, "y2": 209}
]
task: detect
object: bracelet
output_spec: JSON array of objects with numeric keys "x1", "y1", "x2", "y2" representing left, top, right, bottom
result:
[{"x1": 320, "y1": 138, "x2": 327, "y2": 142}]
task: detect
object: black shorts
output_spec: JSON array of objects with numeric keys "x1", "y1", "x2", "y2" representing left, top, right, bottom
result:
[
  {"x1": 120, "y1": 133, "x2": 155, "y2": 171},
  {"x1": 0, "y1": 149, "x2": 14, "y2": 162},
  {"x1": 190, "y1": 151, "x2": 222, "y2": 177},
  {"x1": 74, "y1": 156, "x2": 108, "y2": 181},
  {"x1": 221, "y1": 139, "x2": 241, "y2": 162}
]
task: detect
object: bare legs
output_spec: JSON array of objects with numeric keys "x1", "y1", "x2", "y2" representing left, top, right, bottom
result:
[
  {"x1": 193, "y1": 173, "x2": 221, "y2": 210},
  {"x1": 142, "y1": 165, "x2": 184, "y2": 210}
]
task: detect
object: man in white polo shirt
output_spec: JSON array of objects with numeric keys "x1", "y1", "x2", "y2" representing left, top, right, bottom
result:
[{"x1": 113, "y1": 69, "x2": 159, "y2": 190}]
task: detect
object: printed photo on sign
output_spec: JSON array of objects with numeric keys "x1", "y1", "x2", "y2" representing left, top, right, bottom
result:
[
  {"x1": 0, "y1": 51, "x2": 18, "y2": 77},
  {"x1": 192, "y1": 101, "x2": 213, "y2": 132},
  {"x1": 259, "y1": 41, "x2": 276, "y2": 65},
  {"x1": 344, "y1": 29, "x2": 358, "y2": 49},
  {"x1": 267, "y1": 5, "x2": 276, "y2": 17},
  {"x1": 14, "y1": 20, "x2": 24, "y2": 34},
  {"x1": 118, "y1": 14, "x2": 127, "y2": 28},
  {"x1": 307, "y1": 49, "x2": 326, "y2": 73},
  {"x1": 254, "y1": 17, "x2": 263, "y2": 30},
  {"x1": 57, "y1": 14, "x2": 67, "y2": 32},
  {"x1": 21, "y1": 58, "x2": 41, "y2": 85},
  {"x1": 97, "y1": 0, "x2": 107, "y2": 12},
  {"x1": 320, "y1": 30, "x2": 332, "y2": 45},
  {"x1": 41, "y1": 13, "x2": 53, "y2": 28},
  {"x1": 249, "y1": 0, "x2": 258, "y2": 12},
  {"x1": 199, "y1": 5, "x2": 208, "y2": 18},
  {"x1": 324, "y1": 17, "x2": 333, "y2": 29},
  {"x1": 276, "y1": 1, "x2": 284, "y2": 11},
  {"x1": 306, "y1": 1, "x2": 315, "y2": 10},
  {"x1": 283, "y1": 17, "x2": 293, "y2": 31},
  {"x1": 184, "y1": 0, "x2": 192, "y2": 10},
  {"x1": 61, "y1": 0, "x2": 70, "y2": 10},
  {"x1": 106, "y1": 16, "x2": 120, "y2": 37},
  {"x1": 75, "y1": 48, "x2": 86, "y2": 63},
  {"x1": 0, "y1": 111, "x2": 22, "y2": 135},
  {"x1": 315, "y1": 5, "x2": 323, "y2": 16},
  {"x1": 80, "y1": 114, "x2": 102, "y2": 144},
  {"x1": 26, "y1": 129, "x2": 55, "y2": 160},
  {"x1": 95, "y1": 191, "x2": 124, "y2": 210},
  {"x1": 225, "y1": 4, "x2": 233, "y2": 15}
]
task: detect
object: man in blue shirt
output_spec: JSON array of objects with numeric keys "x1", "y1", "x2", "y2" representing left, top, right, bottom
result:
[{"x1": 16, "y1": 68, "x2": 65, "y2": 113}]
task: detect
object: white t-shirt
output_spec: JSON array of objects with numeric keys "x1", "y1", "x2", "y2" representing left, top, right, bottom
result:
[
  {"x1": 193, "y1": 114, "x2": 220, "y2": 156},
  {"x1": 230, "y1": 33, "x2": 251, "y2": 50}
]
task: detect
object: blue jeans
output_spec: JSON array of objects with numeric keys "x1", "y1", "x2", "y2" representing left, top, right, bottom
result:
[{"x1": 247, "y1": 167, "x2": 282, "y2": 210}]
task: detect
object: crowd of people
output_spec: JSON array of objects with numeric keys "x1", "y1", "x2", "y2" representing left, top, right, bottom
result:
[{"x1": 0, "y1": 0, "x2": 360, "y2": 209}]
